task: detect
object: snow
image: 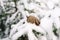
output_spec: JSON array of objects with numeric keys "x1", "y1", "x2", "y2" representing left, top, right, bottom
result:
[{"x1": 0, "y1": 0, "x2": 60, "y2": 40}]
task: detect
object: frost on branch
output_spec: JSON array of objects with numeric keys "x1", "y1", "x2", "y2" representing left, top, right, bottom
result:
[{"x1": 0, "y1": 0, "x2": 60, "y2": 40}]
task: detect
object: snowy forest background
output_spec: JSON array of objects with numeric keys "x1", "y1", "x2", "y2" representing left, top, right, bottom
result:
[{"x1": 0, "y1": 0, "x2": 60, "y2": 40}]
